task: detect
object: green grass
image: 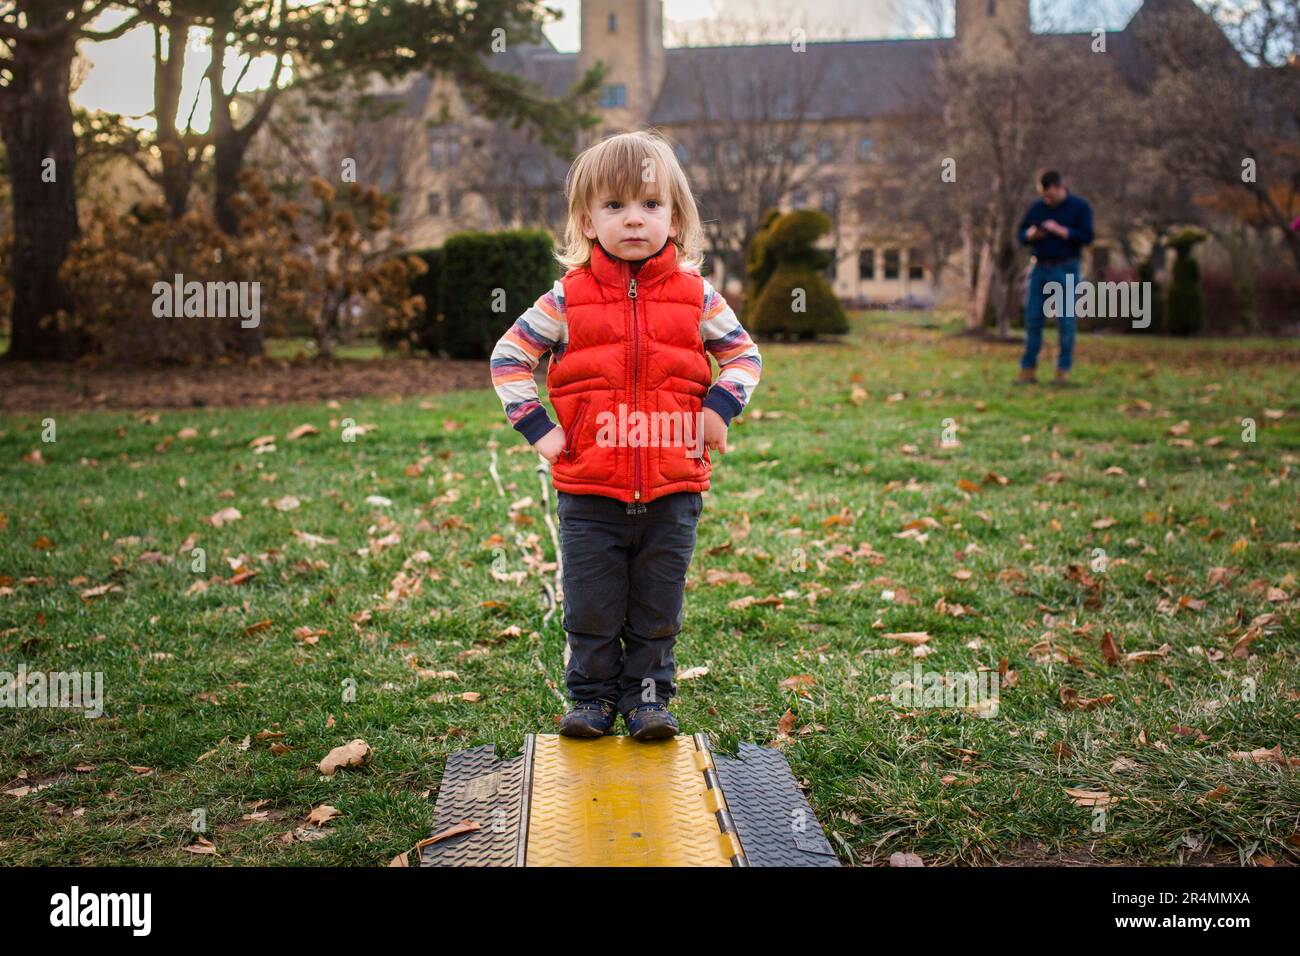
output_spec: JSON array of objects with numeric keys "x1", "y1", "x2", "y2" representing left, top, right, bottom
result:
[{"x1": 1, "y1": 313, "x2": 1298, "y2": 866}]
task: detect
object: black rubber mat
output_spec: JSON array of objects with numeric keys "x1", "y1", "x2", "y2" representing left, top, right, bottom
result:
[
  {"x1": 419, "y1": 745, "x2": 526, "y2": 867},
  {"x1": 711, "y1": 743, "x2": 840, "y2": 867},
  {"x1": 420, "y1": 738, "x2": 839, "y2": 867}
]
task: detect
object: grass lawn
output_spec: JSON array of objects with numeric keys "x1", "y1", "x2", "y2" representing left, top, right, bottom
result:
[{"x1": 1, "y1": 313, "x2": 1298, "y2": 866}]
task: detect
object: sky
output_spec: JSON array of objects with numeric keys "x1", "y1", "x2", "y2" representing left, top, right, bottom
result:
[{"x1": 71, "y1": 0, "x2": 1146, "y2": 133}]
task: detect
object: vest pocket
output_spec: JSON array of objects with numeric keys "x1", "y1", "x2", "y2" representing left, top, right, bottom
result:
[
  {"x1": 553, "y1": 394, "x2": 617, "y2": 483},
  {"x1": 561, "y1": 399, "x2": 589, "y2": 460},
  {"x1": 654, "y1": 391, "x2": 710, "y2": 484}
]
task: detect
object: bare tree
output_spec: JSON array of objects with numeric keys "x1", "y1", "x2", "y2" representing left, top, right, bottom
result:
[
  {"x1": 666, "y1": 7, "x2": 858, "y2": 291},
  {"x1": 1141, "y1": 0, "x2": 1300, "y2": 273}
]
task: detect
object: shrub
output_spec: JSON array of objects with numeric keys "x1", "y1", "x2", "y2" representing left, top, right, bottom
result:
[
  {"x1": 59, "y1": 171, "x2": 425, "y2": 363},
  {"x1": 746, "y1": 209, "x2": 848, "y2": 340},
  {"x1": 440, "y1": 229, "x2": 557, "y2": 360},
  {"x1": 1165, "y1": 228, "x2": 1207, "y2": 337},
  {"x1": 391, "y1": 246, "x2": 445, "y2": 355},
  {"x1": 745, "y1": 207, "x2": 783, "y2": 300}
]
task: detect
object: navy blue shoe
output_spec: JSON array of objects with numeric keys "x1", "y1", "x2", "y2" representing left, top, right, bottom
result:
[
  {"x1": 622, "y1": 702, "x2": 679, "y2": 741},
  {"x1": 559, "y1": 698, "x2": 618, "y2": 738}
]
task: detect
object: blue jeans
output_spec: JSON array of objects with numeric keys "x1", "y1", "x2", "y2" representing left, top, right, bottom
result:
[
  {"x1": 1022, "y1": 259, "x2": 1080, "y2": 372},
  {"x1": 557, "y1": 490, "x2": 701, "y2": 714}
]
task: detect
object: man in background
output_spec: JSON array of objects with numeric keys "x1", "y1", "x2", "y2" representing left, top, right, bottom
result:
[{"x1": 1017, "y1": 170, "x2": 1094, "y2": 385}]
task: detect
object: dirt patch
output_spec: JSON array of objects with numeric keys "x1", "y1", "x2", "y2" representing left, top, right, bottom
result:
[{"x1": 0, "y1": 355, "x2": 492, "y2": 413}]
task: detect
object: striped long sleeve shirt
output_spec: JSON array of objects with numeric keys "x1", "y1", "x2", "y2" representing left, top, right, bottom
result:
[{"x1": 490, "y1": 277, "x2": 762, "y2": 445}]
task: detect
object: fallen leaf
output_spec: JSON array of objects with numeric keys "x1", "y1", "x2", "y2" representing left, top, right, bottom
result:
[
  {"x1": 318, "y1": 739, "x2": 372, "y2": 776},
  {"x1": 306, "y1": 804, "x2": 341, "y2": 826},
  {"x1": 208, "y1": 507, "x2": 242, "y2": 527},
  {"x1": 1064, "y1": 787, "x2": 1123, "y2": 808},
  {"x1": 883, "y1": 631, "x2": 931, "y2": 646}
]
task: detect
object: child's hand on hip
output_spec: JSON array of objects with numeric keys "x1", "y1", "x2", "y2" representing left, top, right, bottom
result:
[
  {"x1": 702, "y1": 407, "x2": 728, "y2": 454},
  {"x1": 535, "y1": 424, "x2": 565, "y2": 464}
]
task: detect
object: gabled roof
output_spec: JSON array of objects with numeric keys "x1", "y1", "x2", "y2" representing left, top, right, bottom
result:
[
  {"x1": 650, "y1": 37, "x2": 947, "y2": 124},
  {"x1": 399, "y1": 0, "x2": 1200, "y2": 128}
]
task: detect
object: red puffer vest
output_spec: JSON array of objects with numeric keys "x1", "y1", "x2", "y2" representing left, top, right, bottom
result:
[{"x1": 547, "y1": 239, "x2": 712, "y2": 509}]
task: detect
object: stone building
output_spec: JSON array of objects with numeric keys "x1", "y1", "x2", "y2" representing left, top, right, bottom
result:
[{"x1": 370, "y1": 0, "x2": 1189, "y2": 305}]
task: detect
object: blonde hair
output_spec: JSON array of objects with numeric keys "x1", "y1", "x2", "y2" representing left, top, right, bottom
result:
[{"x1": 556, "y1": 129, "x2": 705, "y2": 272}]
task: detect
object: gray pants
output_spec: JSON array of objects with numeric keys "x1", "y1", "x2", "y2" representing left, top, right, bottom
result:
[{"x1": 556, "y1": 490, "x2": 702, "y2": 714}]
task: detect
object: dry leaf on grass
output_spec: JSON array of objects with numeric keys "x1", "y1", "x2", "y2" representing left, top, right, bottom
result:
[
  {"x1": 883, "y1": 631, "x2": 931, "y2": 646},
  {"x1": 319, "y1": 739, "x2": 372, "y2": 776},
  {"x1": 1059, "y1": 686, "x2": 1115, "y2": 711},
  {"x1": 1064, "y1": 788, "x2": 1124, "y2": 808},
  {"x1": 889, "y1": 852, "x2": 925, "y2": 867},
  {"x1": 307, "y1": 804, "x2": 341, "y2": 826},
  {"x1": 208, "y1": 507, "x2": 241, "y2": 527}
]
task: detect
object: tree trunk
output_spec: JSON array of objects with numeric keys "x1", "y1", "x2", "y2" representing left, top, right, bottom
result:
[
  {"x1": 206, "y1": 26, "x2": 263, "y2": 356},
  {"x1": 968, "y1": 240, "x2": 994, "y2": 333},
  {"x1": 155, "y1": 21, "x2": 196, "y2": 219},
  {"x1": 994, "y1": 238, "x2": 1020, "y2": 340},
  {"x1": 0, "y1": 29, "x2": 84, "y2": 360}
]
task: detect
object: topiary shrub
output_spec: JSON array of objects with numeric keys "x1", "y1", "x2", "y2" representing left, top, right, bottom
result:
[
  {"x1": 746, "y1": 209, "x2": 848, "y2": 340},
  {"x1": 1166, "y1": 228, "x2": 1207, "y2": 337},
  {"x1": 745, "y1": 207, "x2": 783, "y2": 300},
  {"x1": 440, "y1": 229, "x2": 557, "y2": 360}
]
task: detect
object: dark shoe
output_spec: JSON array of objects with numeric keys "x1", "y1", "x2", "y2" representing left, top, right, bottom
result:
[
  {"x1": 559, "y1": 698, "x2": 618, "y2": 738},
  {"x1": 1014, "y1": 367, "x2": 1037, "y2": 385},
  {"x1": 1051, "y1": 369, "x2": 1072, "y2": 387},
  {"x1": 622, "y1": 702, "x2": 679, "y2": 741}
]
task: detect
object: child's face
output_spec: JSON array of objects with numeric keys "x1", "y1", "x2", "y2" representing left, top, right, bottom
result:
[{"x1": 582, "y1": 188, "x2": 677, "y2": 262}]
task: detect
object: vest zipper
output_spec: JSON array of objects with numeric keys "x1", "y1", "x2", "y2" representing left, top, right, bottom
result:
[{"x1": 626, "y1": 274, "x2": 646, "y2": 515}]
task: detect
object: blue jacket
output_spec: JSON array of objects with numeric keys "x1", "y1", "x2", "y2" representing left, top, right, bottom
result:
[{"x1": 1017, "y1": 193, "x2": 1094, "y2": 260}]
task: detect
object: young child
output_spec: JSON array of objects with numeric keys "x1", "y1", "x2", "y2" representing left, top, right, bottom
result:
[{"x1": 489, "y1": 130, "x2": 762, "y2": 740}]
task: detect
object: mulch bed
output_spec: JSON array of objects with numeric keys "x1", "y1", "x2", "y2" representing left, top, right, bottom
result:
[{"x1": 0, "y1": 355, "x2": 495, "y2": 413}]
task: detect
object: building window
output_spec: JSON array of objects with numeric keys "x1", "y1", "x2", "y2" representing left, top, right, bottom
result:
[
  {"x1": 447, "y1": 137, "x2": 461, "y2": 166},
  {"x1": 599, "y1": 84, "x2": 627, "y2": 108},
  {"x1": 859, "y1": 248, "x2": 875, "y2": 280},
  {"x1": 821, "y1": 189, "x2": 838, "y2": 214},
  {"x1": 762, "y1": 142, "x2": 781, "y2": 164},
  {"x1": 427, "y1": 192, "x2": 441, "y2": 216},
  {"x1": 449, "y1": 190, "x2": 462, "y2": 216},
  {"x1": 608, "y1": 12, "x2": 617, "y2": 32},
  {"x1": 818, "y1": 140, "x2": 835, "y2": 164},
  {"x1": 988, "y1": 0, "x2": 997, "y2": 15},
  {"x1": 857, "y1": 136, "x2": 874, "y2": 161},
  {"x1": 884, "y1": 248, "x2": 900, "y2": 279},
  {"x1": 674, "y1": 142, "x2": 690, "y2": 166},
  {"x1": 908, "y1": 248, "x2": 924, "y2": 280},
  {"x1": 723, "y1": 142, "x2": 740, "y2": 165},
  {"x1": 791, "y1": 188, "x2": 807, "y2": 208},
  {"x1": 429, "y1": 139, "x2": 443, "y2": 169},
  {"x1": 789, "y1": 140, "x2": 806, "y2": 163}
]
